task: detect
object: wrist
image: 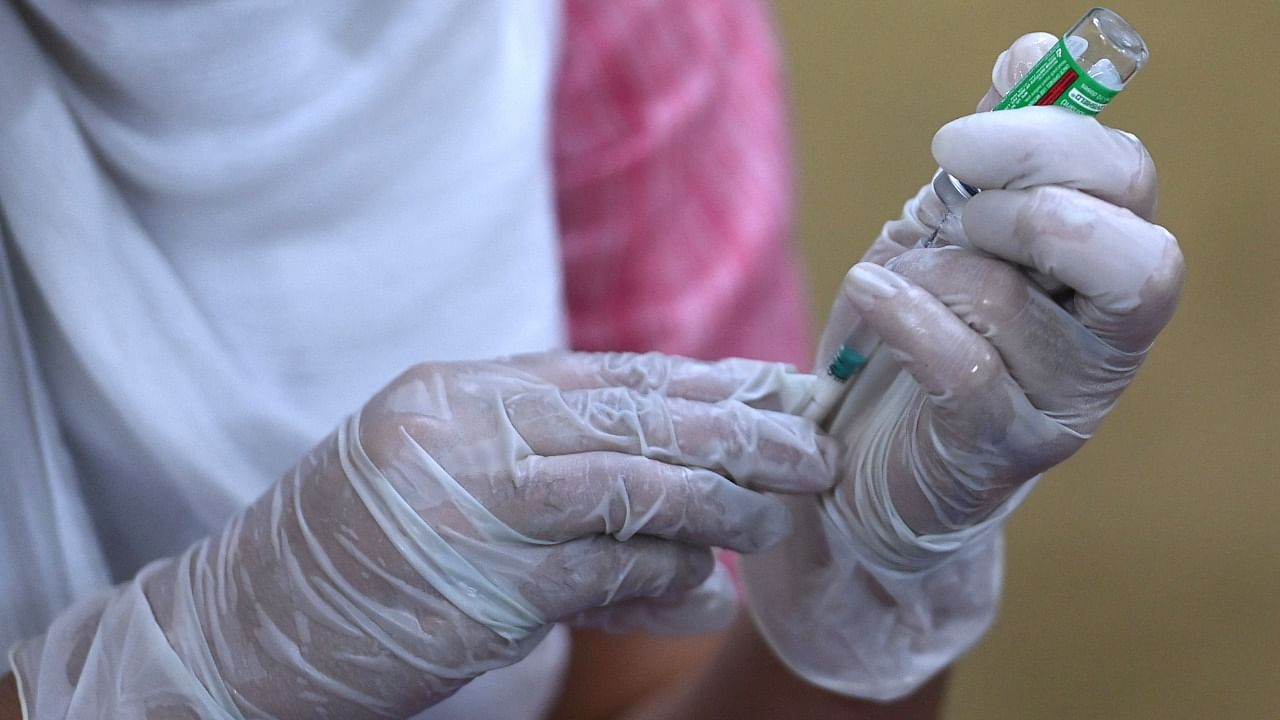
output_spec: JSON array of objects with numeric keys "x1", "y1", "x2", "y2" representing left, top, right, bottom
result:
[
  {"x1": 1, "y1": 673, "x2": 22, "y2": 720},
  {"x1": 161, "y1": 436, "x2": 479, "y2": 718},
  {"x1": 7, "y1": 438, "x2": 472, "y2": 720},
  {"x1": 662, "y1": 614, "x2": 948, "y2": 719},
  {"x1": 739, "y1": 494, "x2": 1005, "y2": 701},
  {"x1": 832, "y1": 466, "x2": 1041, "y2": 575}
]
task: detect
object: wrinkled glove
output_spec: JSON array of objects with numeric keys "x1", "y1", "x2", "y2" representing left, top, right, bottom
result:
[
  {"x1": 742, "y1": 33, "x2": 1183, "y2": 700},
  {"x1": 11, "y1": 352, "x2": 836, "y2": 719}
]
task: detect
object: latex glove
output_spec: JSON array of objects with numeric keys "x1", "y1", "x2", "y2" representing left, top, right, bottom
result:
[
  {"x1": 11, "y1": 352, "x2": 837, "y2": 719},
  {"x1": 743, "y1": 33, "x2": 1183, "y2": 700}
]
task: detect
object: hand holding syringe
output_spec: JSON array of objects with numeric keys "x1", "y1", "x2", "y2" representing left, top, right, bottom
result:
[{"x1": 794, "y1": 8, "x2": 1150, "y2": 424}]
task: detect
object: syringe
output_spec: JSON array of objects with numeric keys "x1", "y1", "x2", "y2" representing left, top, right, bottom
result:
[{"x1": 797, "y1": 8, "x2": 1150, "y2": 425}]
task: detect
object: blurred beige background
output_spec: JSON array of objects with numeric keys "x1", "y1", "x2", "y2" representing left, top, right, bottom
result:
[{"x1": 772, "y1": 3, "x2": 1278, "y2": 718}]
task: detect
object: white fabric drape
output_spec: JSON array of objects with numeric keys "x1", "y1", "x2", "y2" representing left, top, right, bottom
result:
[{"x1": 1, "y1": 1, "x2": 569, "y2": 717}]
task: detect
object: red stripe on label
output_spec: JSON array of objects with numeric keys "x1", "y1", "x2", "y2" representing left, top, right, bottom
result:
[{"x1": 1036, "y1": 69, "x2": 1078, "y2": 106}]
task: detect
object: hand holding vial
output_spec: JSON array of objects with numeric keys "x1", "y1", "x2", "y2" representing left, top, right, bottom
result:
[{"x1": 743, "y1": 26, "x2": 1184, "y2": 701}]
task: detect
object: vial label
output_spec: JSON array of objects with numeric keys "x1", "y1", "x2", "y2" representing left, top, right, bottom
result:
[{"x1": 994, "y1": 37, "x2": 1118, "y2": 116}]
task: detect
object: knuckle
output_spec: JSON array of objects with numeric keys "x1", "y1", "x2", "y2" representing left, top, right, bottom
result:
[
  {"x1": 603, "y1": 351, "x2": 665, "y2": 390},
  {"x1": 357, "y1": 412, "x2": 415, "y2": 467},
  {"x1": 1143, "y1": 225, "x2": 1186, "y2": 303},
  {"x1": 897, "y1": 282, "x2": 939, "y2": 316},
  {"x1": 696, "y1": 399, "x2": 750, "y2": 453},
  {"x1": 600, "y1": 351, "x2": 636, "y2": 367},
  {"x1": 1117, "y1": 129, "x2": 1159, "y2": 212},
  {"x1": 581, "y1": 540, "x2": 689, "y2": 604},
  {"x1": 1018, "y1": 184, "x2": 1074, "y2": 236},
  {"x1": 683, "y1": 547, "x2": 715, "y2": 585},
  {"x1": 892, "y1": 249, "x2": 1033, "y2": 331},
  {"x1": 951, "y1": 346, "x2": 1003, "y2": 398},
  {"x1": 1134, "y1": 136, "x2": 1158, "y2": 189},
  {"x1": 617, "y1": 455, "x2": 676, "y2": 509},
  {"x1": 544, "y1": 546, "x2": 617, "y2": 610},
  {"x1": 510, "y1": 455, "x2": 544, "y2": 492},
  {"x1": 581, "y1": 386, "x2": 634, "y2": 415},
  {"x1": 881, "y1": 247, "x2": 938, "y2": 282},
  {"x1": 969, "y1": 258, "x2": 1034, "y2": 323},
  {"x1": 619, "y1": 390, "x2": 675, "y2": 449},
  {"x1": 403, "y1": 360, "x2": 444, "y2": 383}
]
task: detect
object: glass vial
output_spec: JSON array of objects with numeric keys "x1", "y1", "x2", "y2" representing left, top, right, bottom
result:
[{"x1": 932, "y1": 8, "x2": 1150, "y2": 214}]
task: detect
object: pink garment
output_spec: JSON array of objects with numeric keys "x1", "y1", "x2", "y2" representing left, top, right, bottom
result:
[
  {"x1": 553, "y1": 0, "x2": 813, "y2": 596},
  {"x1": 554, "y1": 0, "x2": 812, "y2": 369}
]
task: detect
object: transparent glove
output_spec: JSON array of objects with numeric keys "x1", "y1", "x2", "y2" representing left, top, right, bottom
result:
[
  {"x1": 743, "y1": 33, "x2": 1183, "y2": 700},
  {"x1": 11, "y1": 352, "x2": 837, "y2": 719}
]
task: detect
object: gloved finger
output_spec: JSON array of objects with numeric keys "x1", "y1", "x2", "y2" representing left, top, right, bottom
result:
[
  {"x1": 855, "y1": 32, "x2": 1056, "y2": 272},
  {"x1": 566, "y1": 559, "x2": 737, "y2": 636},
  {"x1": 859, "y1": 183, "x2": 950, "y2": 269},
  {"x1": 976, "y1": 32, "x2": 1058, "y2": 111},
  {"x1": 933, "y1": 107, "x2": 1158, "y2": 220},
  {"x1": 813, "y1": 279, "x2": 863, "y2": 374},
  {"x1": 839, "y1": 262, "x2": 1022, "y2": 408},
  {"x1": 815, "y1": 185, "x2": 952, "y2": 367},
  {"x1": 836, "y1": 261, "x2": 1068, "y2": 531},
  {"x1": 536, "y1": 537, "x2": 714, "y2": 621},
  {"x1": 961, "y1": 186, "x2": 1184, "y2": 352},
  {"x1": 503, "y1": 389, "x2": 838, "y2": 493},
  {"x1": 492, "y1": 453, "x2": 792, "y2": 553},
  {"x1": 505, "y1": 351, "x2": 801, "y2": 412},
  {"x1": 885, "y1": 247, "x2": 1132, "y2": 428},
  {"x1": 821, "y1": 32, "x2": 1059, "y2": 363}
]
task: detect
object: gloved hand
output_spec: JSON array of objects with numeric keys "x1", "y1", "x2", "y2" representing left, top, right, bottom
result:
[
  {"x1": 742, "y1": 33, "x2": 1183, "y2": 699},
  {"x1": 11, "y1": 352, "x2": 837, "y2": 719}
]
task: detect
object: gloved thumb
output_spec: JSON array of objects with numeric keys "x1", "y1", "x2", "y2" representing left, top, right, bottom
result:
[{"x1": 976, "y1": 32, "x2": 1058, "y2": 112}]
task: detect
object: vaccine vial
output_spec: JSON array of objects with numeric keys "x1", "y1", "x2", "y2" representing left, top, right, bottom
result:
[
  {"x1": 932, "y1": 8, "x2": 1150, "y2": 212},
  {"x1": 800, "y1": 10, "x2": 1150, "y2": 424}
]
